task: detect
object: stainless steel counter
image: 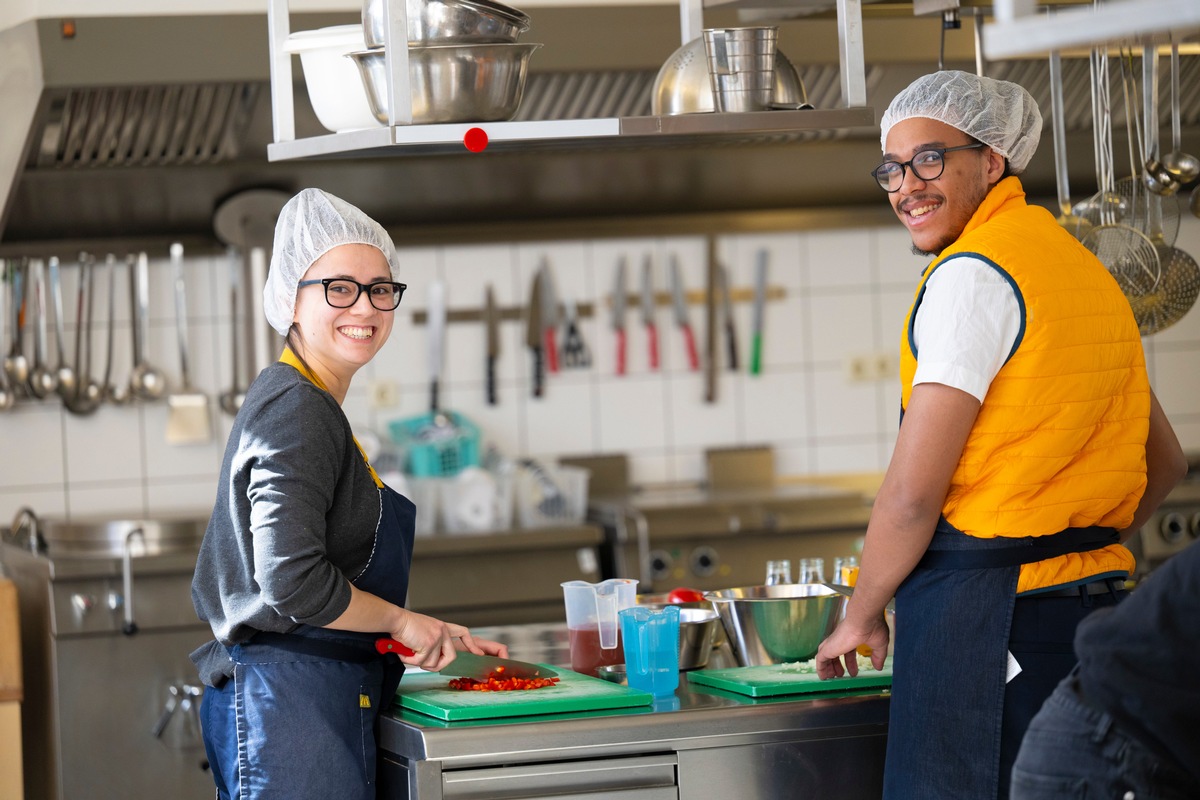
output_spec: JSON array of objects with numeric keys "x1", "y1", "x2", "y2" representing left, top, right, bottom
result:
[{"x1": 377, "y1": 623, "x2": 889, "y2": 800}]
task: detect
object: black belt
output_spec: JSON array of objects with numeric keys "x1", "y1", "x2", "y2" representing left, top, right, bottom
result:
[{"x1": 1024, "y1": 577, "x2": 1126, "y2": 599}]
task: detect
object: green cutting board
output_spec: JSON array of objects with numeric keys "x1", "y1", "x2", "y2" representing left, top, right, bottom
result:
[
  {"x1": 394, "y1": 667, "x2": 655, "y2": 721},
  {"x1": 688, "y1": 658, "x2": 893, "y2": 698}
]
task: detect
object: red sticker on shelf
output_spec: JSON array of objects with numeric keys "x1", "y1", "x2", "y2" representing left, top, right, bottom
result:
[{"x1": 464, "y1": 128, "x2": 489, "y2": 153}]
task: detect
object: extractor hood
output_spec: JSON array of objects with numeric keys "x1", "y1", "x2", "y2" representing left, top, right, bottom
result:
[{"x1": 1, "y1": 8, "x2": 1198, "y2": 250}]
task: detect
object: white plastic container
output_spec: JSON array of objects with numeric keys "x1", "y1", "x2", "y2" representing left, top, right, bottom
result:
[
  {"x1": 441, "y1": 466, "x2": 514, "y2": 535},
  {"x1": 283, "y1": 25, "x2": 383, "y2": 133}
]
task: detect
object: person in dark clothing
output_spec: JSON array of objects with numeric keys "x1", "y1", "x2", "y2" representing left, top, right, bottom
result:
[{"x1": 1011, "y1": 538, "x2": 1200, "y2": 799}]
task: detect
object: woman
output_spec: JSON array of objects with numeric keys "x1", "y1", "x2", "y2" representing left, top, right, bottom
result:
[{"x1": 191, "y1": 188, "x2": 506, "y2": 800}]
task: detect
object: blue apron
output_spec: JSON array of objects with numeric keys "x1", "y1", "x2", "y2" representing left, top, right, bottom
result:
[
  {"x1": 883, "y1": 518, "x2": 1119, "y2": 800},
  {"x1": 202, "y1": 485, "x2": 416, "y2": 800}
]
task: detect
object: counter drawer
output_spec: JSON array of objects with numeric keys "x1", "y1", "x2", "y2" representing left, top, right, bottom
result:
[{"x1": 443, "y1": 753, "x2": 678, "y2": 800}]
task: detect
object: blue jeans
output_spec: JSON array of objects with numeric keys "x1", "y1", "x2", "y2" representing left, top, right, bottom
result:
[{"x1": 1011, "y1": 675, "x2": 1199, "y2": 800}]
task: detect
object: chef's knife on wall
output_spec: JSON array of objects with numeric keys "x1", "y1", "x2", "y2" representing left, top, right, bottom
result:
[
  {"x1": 484, "y1": 284, "x2": 499, "y2": 405},
  {"x1": 750, "y1": 249, "x2": 768, "y2": 376},
  {"x1": 669, "y1": 255, "x2": 700, "y2": 371},
  {"x1": 525, "y1": 270, "x2": 544, "y2": 397},
  {"x1": 717, "y1": 265, "x2": 738, "y2": 372},
  {"x1": 640, "y1": 255, "x2": 659, "y2": 370},
  {"x1": 611, "y1": 257, "x2": 627, "y2": 376}
]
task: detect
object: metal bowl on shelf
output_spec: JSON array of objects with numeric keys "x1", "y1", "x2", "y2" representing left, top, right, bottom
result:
[
  {"x1": 348, "y1": 43, "x2": 540, "y2": 125},
  {"x1": 705, "y1": 584, "x2": 845, "y2": 667},
  {"x1": 362, "y1": 0, "x2": 531, "y2": 47},
  {"x1": 652, "y1": 36, "x2": 809, "y2": 116}
]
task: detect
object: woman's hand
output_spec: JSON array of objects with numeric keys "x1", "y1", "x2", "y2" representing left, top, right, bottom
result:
[
  {"x1": 390, "y1": 610, "x2": 508, "y2": 670},
  {"x1": 814, "y1": 613, "x2": 890, "y2": 679}
]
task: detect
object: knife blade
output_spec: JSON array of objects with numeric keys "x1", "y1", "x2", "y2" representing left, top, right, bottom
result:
[
  {"x1": 539, "y1": 260, "x2": 560, "y2": 374},
  {"x1": 525, "y1": 269, "x2": 544, "y2": 398},
  {"x1": 374, "y1": 639, "x2": 557, "y2": 680},
  {"x1": 428, "y1": 280, "x2": 446, "y2": 413},
  {"x1": 716, "y1": 264, "x2": 738, "y2": 372},
  {"x1": 749, "y1": 249, "x2": 767, "y2": 376},
  {"x1": 611, "y1": 257, "x2": 627, "y2": 376},
  {"x1": 484, "y1": 284, "x2": 499, "y2": 406},
  {"x1": 669, "y1": 255, "x2": 700, "y2": 371},
  {"x1": 640, "y1": 255, "x2": 659, "y2": 370},
  {"x1": 822, "y1": 582, "x2": 896, "y2": 612}
]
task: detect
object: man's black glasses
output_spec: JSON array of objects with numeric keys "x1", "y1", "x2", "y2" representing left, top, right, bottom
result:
[{"x1": 870, "y1": 142, "x2": 986, "y2": 193}]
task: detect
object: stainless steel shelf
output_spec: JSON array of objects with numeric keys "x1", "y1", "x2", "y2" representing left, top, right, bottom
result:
[
  {"x1": 983, "y1": 0, "x2": 1200, "y2": 59},
  {"x1": 266, "y1": 107, "x2": 875, "y2": 160}
]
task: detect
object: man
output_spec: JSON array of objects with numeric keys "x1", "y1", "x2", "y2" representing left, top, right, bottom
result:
[
  {"x1": 1010, "y1": 538, "x2": 1200, "y2": 799},
  {"x1": 814, "y1": 70, "x2": 1186, "y2": 800}
]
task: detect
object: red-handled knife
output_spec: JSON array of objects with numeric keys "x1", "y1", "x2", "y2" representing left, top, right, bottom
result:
[
  {"x1": 669, "y1": 255, "x2": 700, "y2": 371},
  {"x1": 374, "y1": 638, "x2": 557, "y2": 680}
]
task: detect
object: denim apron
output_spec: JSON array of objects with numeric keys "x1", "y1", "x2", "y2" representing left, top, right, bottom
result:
[
  {"x1": 202, "y1": 485, "x2": 416, "y2": 800},
  {"x1": 882, "y1": 517, "x2": 1119, "y2": 800}
]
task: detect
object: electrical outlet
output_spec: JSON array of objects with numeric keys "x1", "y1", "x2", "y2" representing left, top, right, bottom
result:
[
  {"x1": 369, "y1": 380, "x2": 400, "y2": 409},
  {"x1": 844, "y1": 352, "x2": 897, "y2": 383}
]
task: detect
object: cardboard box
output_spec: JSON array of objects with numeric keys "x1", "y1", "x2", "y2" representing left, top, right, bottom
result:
[{"x1": 0, "y1": 579, "x2": 19, "y2": 702}]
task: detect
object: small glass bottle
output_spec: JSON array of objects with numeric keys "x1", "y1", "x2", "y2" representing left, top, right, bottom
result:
[
  {"x1": 765, "y1": 559, "x2": 792, "y2": 586},
  {"x1": 798, "y1": 557, "x2": 826, "y2": 583}
]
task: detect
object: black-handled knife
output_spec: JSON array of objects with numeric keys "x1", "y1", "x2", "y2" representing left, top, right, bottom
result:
[
  {"x1": 484, "y1": 284, "x2": 499, "y2": 405},
  {"x1": 525, "y1": 270, "x2": 544, "y2": 398}
]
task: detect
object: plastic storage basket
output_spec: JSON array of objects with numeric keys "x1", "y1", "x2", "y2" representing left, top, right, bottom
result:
[
  {"x1": 440, "y1": 466, "x2": 515, "y2": 535},
  {"x1": 516, "y1": 463, "x2": 590, "y2": 528},
  {"x1": 388, "y1": 412, "x2": 481, "y2": 478}
]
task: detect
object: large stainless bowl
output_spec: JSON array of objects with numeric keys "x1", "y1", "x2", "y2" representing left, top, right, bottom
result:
[
  {"x1": 706, "y1": 584, "x2": 846, "y2": 667},
  {"x1": 363, "y1": 0, "x2": 531, "y2": 47},
  {"x1": 652, "y1": 36, "x2": 808, "y2": 116},
  {"x1": 348, "y1": 43, "x2": 540, "y2": 125},
  {"x1": 637, "y1": 597, "x2": 721, "y2": 670}
]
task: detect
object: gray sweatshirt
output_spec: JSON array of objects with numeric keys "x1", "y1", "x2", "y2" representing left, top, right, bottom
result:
[{"x1": 190, "y1": 362, "x2": 382, "y2": 684}]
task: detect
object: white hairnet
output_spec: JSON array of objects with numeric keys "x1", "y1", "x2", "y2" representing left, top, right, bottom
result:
[
  {"x1": 264, "y1": 188, "x2": 399, "y2": 336},
  {"x1": 879, "y1": 70, "x2": 1042, "y2": 174}
]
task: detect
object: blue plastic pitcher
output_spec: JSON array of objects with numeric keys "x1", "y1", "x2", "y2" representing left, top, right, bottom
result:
[{"x1": 619, "y1": 605, "x2": 680, "y2": 697}]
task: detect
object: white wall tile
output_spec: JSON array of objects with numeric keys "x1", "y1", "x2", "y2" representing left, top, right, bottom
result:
[
  {"x1": 146, "y1": 478, "x2": 218, "y2": 519},
  {"x1": 806, "y1": 227, "x2": 873, "y2": 290},
  {"x1": 67, "y1": 482, "x2": 147, "y2": 519},
  {"x1": 812, "y1": 439, "x2": 887, "y2": 475},
  {"x1": 811, "y1": 366, "x2": 887, "y2": 440},
  {"x1": 595, "y1": 377, "x2": 669, "y2": 453},
  {"x1": 0, "y1": 404, "x2": 65, "y2": 486},
  {"x1": 62, "y1": 404, "x2": 143, "y2": 483},
  {"x1": 666, "y1": 372, "x2": 739, "y2": 449},
  {"x1": 1150, "y1": 347, "x2": 1200, "y2": 421},
  {"x1": 873, "y1": 226, "x2": 930, "y2": 286},
  {"x1": 520, "y1": 377, "x2": 596, "y2": 456},
  {"x1": 742, "y1": 369, "x2": 810, "y2": 445},
  {"x1": 806, "y1": 292, "x2": 879, "y2": 367},
  {"x1": 141, "y1": 403, "x2": 224, "y2": 478}
]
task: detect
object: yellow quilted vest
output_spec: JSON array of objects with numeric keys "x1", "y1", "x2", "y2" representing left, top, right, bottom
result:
[{"x1": 898, "y1": 178, "x2": 1149, "y2": 592}]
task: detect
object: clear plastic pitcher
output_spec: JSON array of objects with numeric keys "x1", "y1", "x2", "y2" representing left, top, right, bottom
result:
[
  {"x1": 561, "y1": 578, "x2": 638, "y2": 676},
  {"x1": 619, "y1": 605, "x2": 680, "y2": 697}
]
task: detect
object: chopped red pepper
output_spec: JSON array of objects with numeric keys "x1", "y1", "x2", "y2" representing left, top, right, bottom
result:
[{"x1": 447, "y1": 674, "x2": 561, "y2": 692}]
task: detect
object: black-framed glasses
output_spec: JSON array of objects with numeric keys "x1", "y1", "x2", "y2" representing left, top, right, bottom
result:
[
  {"x1": 870, "y1": 142, "x2": 986, "y2": 192},
  {"x1": 297, "y1": 278, "x2": 407, "y2": 311}
]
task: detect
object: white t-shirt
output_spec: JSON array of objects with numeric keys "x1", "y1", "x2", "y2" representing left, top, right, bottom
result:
[{"x1": 911, "y1": 255, "x2": 1022, "y2": 403}]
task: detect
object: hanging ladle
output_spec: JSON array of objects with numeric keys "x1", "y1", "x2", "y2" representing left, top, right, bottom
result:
[
  {"x1": 26, "y1": 258, "x2": 58, "y2": 399},
  {"x1": 1140, "y1": 48, "x2": 1181, "y2": 197},
  {"x1": 1162, "y1": 42, "x2": 1200, "y2": 185},
  {"x1": 3, "y1": 259, "x2": 30, "y2": 393},
  {"x1": 0, "y1": 262, "x2": 16, "y2": 411},
  {"x1": 48, "y1": 256, "x2": 77, "y2": 402},
  {"x1": 103, "y1": 255, "x2": 131, "y2": 405},
  {"x1": 128, "y1": 251, "x2": 166, "y2": 401},
  {"x1": 64, "y1": 254, "x2": 102, "y2": 415}
]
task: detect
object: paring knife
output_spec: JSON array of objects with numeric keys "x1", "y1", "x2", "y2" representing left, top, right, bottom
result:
[
  {"x1": 525, "y1": 269, "x2": 544, "y2": 398},
  {"x1": 539, "y1": 260, "x2": 560, "y2": 374},
  {"x1": 484, "y1": 284, "x2": 499, "y2": 406},
  {"x1": 716, "y1": 265, "x2": 738, "y2": 372},
  {"x1": 669, "y1": 255, "x2": 700, "y2": 371},
  {"x1": 374, "y1": 638, "x2": 558, "y2": 680},
  {"x1": 611, "y1": 257, "x2": 627, "y2": 376},
  {"x1": 749, "y1": 249, "x2": 768, "y2": 376},
  {"x1": 640, "y1": 255, "x2": 659, "y2": 370}
]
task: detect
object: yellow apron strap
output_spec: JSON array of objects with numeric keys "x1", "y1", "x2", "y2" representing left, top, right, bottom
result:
[{"x1": 279, "y1": 348, "x2": 384, "y2": 489}]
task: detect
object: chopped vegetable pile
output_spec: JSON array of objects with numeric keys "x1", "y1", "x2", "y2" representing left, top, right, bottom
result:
[{"x1": 447, "y1": 675, "x2": 561, "y2": 691}]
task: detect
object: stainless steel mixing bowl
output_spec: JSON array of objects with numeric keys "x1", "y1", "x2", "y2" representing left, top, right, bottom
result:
[
  {"x1": 363, "y1": 0, "x2": 530, "y2": 47},
  {"x1": 705, "y1": 584, "x2": 846, "y2": 667},
  {"x1": 652, "y1": 36, "x2": 808, "y2": 116},
  {"x1": 348, "y1": 43, "x2": 540, "y2": 125}
]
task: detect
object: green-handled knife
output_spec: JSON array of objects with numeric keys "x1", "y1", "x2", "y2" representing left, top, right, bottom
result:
[{"x1": 749, "y1": 249, "x2": 767, "y2": 375}]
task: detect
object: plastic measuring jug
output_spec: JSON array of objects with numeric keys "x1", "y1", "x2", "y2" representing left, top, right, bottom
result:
[
  {"x1": 561, "y1": 578, "x2": 638, "y2": 676},
  {"x1": 619, "y1": 605, "x2": 680, "y2": 697}
]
